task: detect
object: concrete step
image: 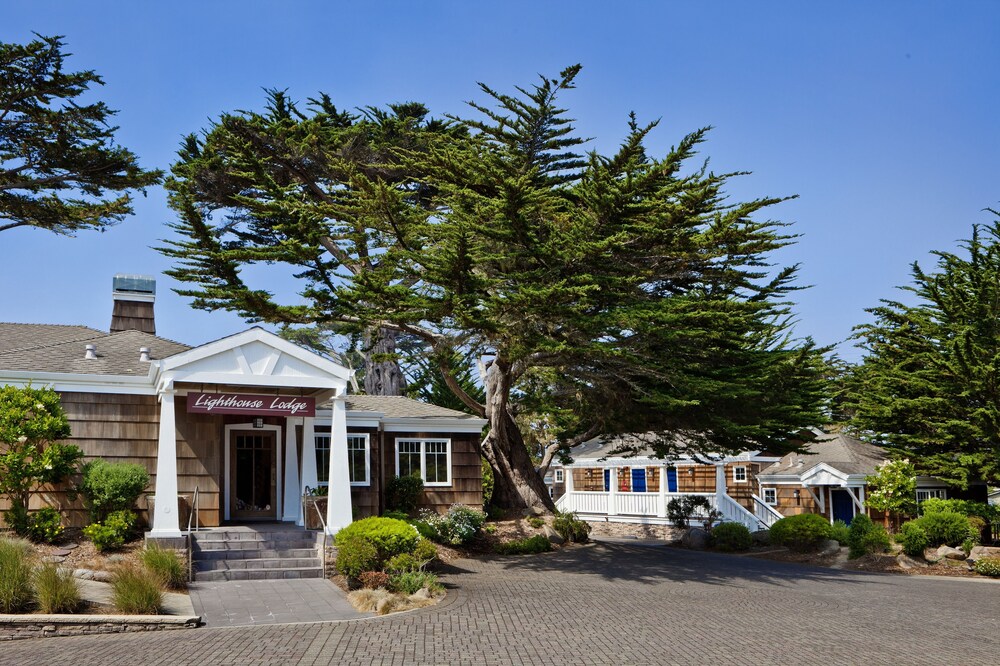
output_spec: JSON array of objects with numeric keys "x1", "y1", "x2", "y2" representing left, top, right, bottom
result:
[
  {"x1": 194, "y1": 557, "x2": 321, "y2": 572},
  {"x1": 193, "y1": 539, "x2": 320, "y2": 552},
  {"x1": 194, "y1": 547, "x2": 320, "y2": 561},
  {"x1": 192, "y1": 567, "x2": 324, "y2": 582},
  {"x1": 190, "y1": 530, "x2": 321, "y2": 543}
]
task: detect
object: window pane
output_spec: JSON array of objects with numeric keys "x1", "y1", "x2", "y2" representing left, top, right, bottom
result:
[
  {"x1": 315, "y1": 436, "x2": 331, "y2": 483},
  {"x1": 398, "y1": 440, "x2": 421, "y2": 478},
  {"x1": 423, "y1": 440, "x2": 449, "y2": 484},
  {"x1": 347, "y1": 436, "x2": 367, "y2": 484}
]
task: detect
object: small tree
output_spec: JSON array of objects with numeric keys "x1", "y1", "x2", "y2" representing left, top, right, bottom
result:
[
  {"x1": 0, "y1": 385, "x2": 82, "y2": 535},
  {"x1": 865, "y1": 459, "x2": 917, "y2": 529}
]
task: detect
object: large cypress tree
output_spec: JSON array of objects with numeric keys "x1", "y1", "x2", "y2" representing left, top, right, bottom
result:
[
  {"x1": 845, "y1": 215, "x2": 1000, "y2": 487},
  {"x1": 161, "y1": 66, "x2": 829, "y2": 510},
  {"x1": 0, "y1": 35, "x2": 160, "y2": 234}
]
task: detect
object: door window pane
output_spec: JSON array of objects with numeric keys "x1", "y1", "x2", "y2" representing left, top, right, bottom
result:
[{"x1": 315, "y1": 435, "x2": 331, "y2": 483}]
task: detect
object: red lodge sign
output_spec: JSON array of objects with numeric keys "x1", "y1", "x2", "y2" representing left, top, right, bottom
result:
[{"x1": 186, "y1": 392, "x2": 316, "y2": 417}]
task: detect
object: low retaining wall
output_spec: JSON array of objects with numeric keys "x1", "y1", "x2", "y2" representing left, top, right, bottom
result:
[{"x1": 0, "y1": 614, "x2": 200, "y2": 641}]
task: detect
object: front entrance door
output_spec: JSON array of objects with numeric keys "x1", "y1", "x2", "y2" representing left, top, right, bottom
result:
[
  {"x1": 831, "y1": 489, "x2": 855, "y2": 525},
  {"x1": 230, "y1": 431, "x2": 277, "y2": 521}
]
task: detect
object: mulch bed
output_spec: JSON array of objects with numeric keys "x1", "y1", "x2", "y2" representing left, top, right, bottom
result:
[{"x1": 24, "y1": 527, "x2": 145, "y2": 573}]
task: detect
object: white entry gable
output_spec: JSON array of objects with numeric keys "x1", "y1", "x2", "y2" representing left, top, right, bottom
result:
[{"x1": 154, "y1": 327, "x2": 352, "y2": 392}]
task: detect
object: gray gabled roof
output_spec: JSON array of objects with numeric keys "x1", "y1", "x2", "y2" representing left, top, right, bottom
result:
[
  {"x1": 0, "y1": 323, "x2": 190, "y2": 375},
  {"x1": 757, "y1": 431, "x2": 886, "y2": 477},
  {"x1": 344, "y1": 394, "x2": 483, "y2": 421}
]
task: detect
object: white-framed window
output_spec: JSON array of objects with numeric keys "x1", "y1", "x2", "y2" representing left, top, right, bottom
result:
[
  {"x1": 554, "y1": 468, "x2": 564, "y2": 483},
  {"x1": 347, "y1": 434, "x2": 370, "y2": 486},
  {"x1": 315, "y1": 434, "x2": 331, "y2": 484},
  {"x1": 315, "y1": 433, "x2": 370, "y2": 486},
  {"x1": 396, "y1": 438, "x2": 452, "y2": 487},
  {"x1": 763, "y1": 488, "x2": 777, "y2": 506},
  {"x1": 732, "y1": 466, "x2": 748, "y2": 483},
  {"x1": 916, "y1": 488, "x2": 947, "y2": 502}
]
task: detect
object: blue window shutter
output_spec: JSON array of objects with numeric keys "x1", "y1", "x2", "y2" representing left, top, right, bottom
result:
[
  {"x1": 604, "y1": 469, "x2": 610, "y2": 492},
  {"x1": 667, "y1": 468, "x2": 678, "y2": 492}
]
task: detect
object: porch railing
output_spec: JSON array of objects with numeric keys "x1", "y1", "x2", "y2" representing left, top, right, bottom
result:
[
  {"x1": 558, "y1": 489, "x2": 764, "y2": 531},
  {"x1": 751, "y1": 494, "x2": 784, "y2": 529},
  {"x1": 716, "y1": 492, "x2": 765, "y2": 531}
]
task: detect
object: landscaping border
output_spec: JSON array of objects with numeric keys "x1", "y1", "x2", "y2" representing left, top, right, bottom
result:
[{"x1": 0, "y1": 613, "x2": 201, "y2": 641}]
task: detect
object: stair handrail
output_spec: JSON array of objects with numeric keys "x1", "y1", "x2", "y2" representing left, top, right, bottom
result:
[
  {"x1": 186, "y1": 486, "x2": 200, "y2": 583},
  {"x1": 305, "y1": 495, "x2": 329, "y2": 575},
  {"x1": 716, "y1": 492, "x2": 765, "y2": 531},
  {"x1": 751, "y1": 494, "x2": 783, "y2": 528}
]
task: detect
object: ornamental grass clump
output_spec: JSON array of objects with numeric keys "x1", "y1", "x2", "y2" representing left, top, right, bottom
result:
[
  {"x1": 34, "y1": 562, "x2": 80, "y2": 613},
  {"x1": 142, "y1": 543, "x2": 186, "y2": 590},
  {"x1": 0, "y1": 537, "x2": 34, "y2": 613},
  {"x1": 553, "y1": 512, "x2": 591, "y2": 543},
  {"x1": 111, "y1": 566, "x2": 163, "y2": 615},
  {"x1": 388, "y1": 570, "x2": 443, "y2": 596},
  {"x1": 495, "y1": 535, "x2": 552, "y2": 555}
]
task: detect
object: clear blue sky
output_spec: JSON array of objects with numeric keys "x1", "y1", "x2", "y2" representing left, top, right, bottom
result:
[{"x1": 2, "y1": 2, "x2": 998, "y2": 362}]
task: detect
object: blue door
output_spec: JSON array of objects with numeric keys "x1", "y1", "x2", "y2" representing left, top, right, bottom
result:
[
  {"x1": 831, "y1": 489, "x2": 855, "y2": 524},
  {"x1": 667, "y1": 468, "x2": 678, "y2": 492},
  {"x1": 604, "y1": 469, "x2": 611, "y2": 492},
  {"x1": 631, "y1": 468, "x2": 647, "y2": 492}
]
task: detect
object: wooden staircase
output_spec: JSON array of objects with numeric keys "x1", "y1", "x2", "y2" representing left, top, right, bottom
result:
[{"x1": 190, "y1": 525, "x2": 324, "y2": 582}]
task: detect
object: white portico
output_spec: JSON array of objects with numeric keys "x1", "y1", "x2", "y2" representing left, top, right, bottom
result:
[{"x1": 147, "y1": 327, "x2": 355, "y2": 538}]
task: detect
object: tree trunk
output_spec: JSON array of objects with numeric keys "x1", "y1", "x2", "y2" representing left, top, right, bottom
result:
[
  {"x1": 481, "y1": 359, "x2": 555, "y2": 513},
  {"x1": 363, "y1": 327, "x2": 407, "y2": 396}
]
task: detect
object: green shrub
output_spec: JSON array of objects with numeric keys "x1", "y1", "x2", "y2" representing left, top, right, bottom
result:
[
  {"x1": 381, "y1": 510, "x2": 410, "y2": 521},
  {"x1": 142, "y1": 543, "x2": 186, "y2": 590},
  {"x1": 769, "y1": 514, "x2": 832, "y2": 552},
  {"x1": 829, "y1": 519, "x2": 850, "y2": 546},
  {"x1": 860, "y1": 524, "x2": 891, "y2": 555},
  {"x1": 335, "y1": 517, "x2": 420, "y2": 561},
  {"x1": 553, "y1": 512, "x2": 591, "y2": 543},
  {"x1": 920, "y1": 498, "x2": 998, "y2": 520},
  {"x1": 385, "y1": 553, "x2": 420, "y2": 574},
  {"x1": 666, "y1": 495, "x2": 711, "y2": 529},
  {"x1": 26, "y1": 506, "x2": 64, "y2": 544},
  {"x1": 388, "y1": 570, "x2": 442, "y2": 595},
  {"x1": 898, "y1": 521, "x2": 930, "y2": 557},
  {"x1": 111, "y1": 566, "x2": 163, "y2": 614},
  {"x1": 495, "y1": 535, "x2": 552, "y2": 555},
  {"x1": 961, "y1": 537, "x2": 978, "y2": 556},
  {"x1": 527, "y1": 516, "x2": 545, "y2": 529},
  {"x1": 409, "y1": 519, "x2": 436, "y2": 540},
  {"x1": 483, "y1": 523, "x2": 498, "y2": 535},
  {"x1": 335, "y1": 535, "x2": 380, "y2": 580},
  {"x1": 357, "y1": 570, "x2": 390, "y2": 589},
  {"x1": 847, "y1": 514, "x2": 875, "y2": 559},
  {"x1": 974, "y1": 557, "x2": 1000, "y2": 577},
  {"x1": 412, "y1": 538, "x2": 438, "y2": 565},
  {"x1": 385, "y1": 475, "x2": 424, "y2": 515},
  {"x1": 78, "y1": 460, "x2": 150, "y2": 523},
  {"x1": 83, "y1": 509, "x2": 137, "y2": 552},
  {"x1": 913, "y1": 511, "x2": 974, "y2": 547},
  {"x1": 419, "y1": 505, "x2": 486, "y2": 545},
  {"x1": 0, "y1": 537, "x2": 34, "y2": 613},
  {"x1": 34, "y1": 562, "x2": 80, "y2": 613},
  {"x1": 711, "y1": 522, "x2": 752, "y2": 552}
]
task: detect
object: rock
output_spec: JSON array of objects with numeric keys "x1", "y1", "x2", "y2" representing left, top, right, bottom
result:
[
  {"x1": 752, "y1": 530, "x2": 771, "y2": 546},
  {"x1": 73, "y1": 568, "x2": 95, "y2": 580},
  {"x1": 107, "y1": 554, "x2": 126, "y2": 564},
  {"x1": 923, "y1": 547, "x2": 943, "y2": 563},
  {"x1": 817, "y1": 539, "x2": 841, "y2": 557},
  {"x1": 542, "y1": 525, "x2": 565, "y2": 545},
  {"x1": 933, "y1": 545, "x2": 965, "y2": 561},
  {"x1": 969, "y1": 546, "x2": 1000, "y2": 561},
  {"x1": 409, "y1": 587, "x2": 431, "y2": 601},
  {"x1": 51, "y1": 548, "x2": 73, "y2": 557},
  {"x1": 41, "y1": 555, "x2": 66, "y2": 564},
  {"x1": 522, "y1": 506, "x2": 545, "y2": 518},
  {"x1": 62, "y1": 543, "x2": 79, "y2": 550},
  {"x1": 92, "y1": 570, "x2": 114, "y2": 583},
  {"x1": 681, "y1": 527, "x2": 709, "y2": 550},
  {"x1": 896, "y1": 554, "x2": 928, "y2": 570}
]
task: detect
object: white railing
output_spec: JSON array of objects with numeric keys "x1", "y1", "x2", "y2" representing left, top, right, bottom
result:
[
  {"x1": 751, "y1": 495, "x2": 784, "y2": 528},
  {"x1": 716, "y1": 493, "x2": 764, "y2": 531},
  {"x1": 558, "y1": 491, "x2": 715, "y2": 518}
]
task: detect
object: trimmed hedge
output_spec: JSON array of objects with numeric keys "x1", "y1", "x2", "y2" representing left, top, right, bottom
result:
[
  {"x1": 711, "y1": 522, "x2": 752, "y2": 552},
  {"x1": 335, "y1": 517, "x2": 421, "y2": 559},
  {"x1": 768, "y1": 514, "x2": 832, "y2": 552}
]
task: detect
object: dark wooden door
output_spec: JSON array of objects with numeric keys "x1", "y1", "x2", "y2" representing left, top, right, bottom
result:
[{"x1": 230, "y1": 431, "x2": 277, "y2": 521}]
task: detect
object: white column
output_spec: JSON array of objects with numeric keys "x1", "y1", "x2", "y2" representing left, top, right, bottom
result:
[
  {"x1": 150, "y1": 389, "x2": 181, "y2": 538},
  {"x1": 715, "y1": 463, "x2": 727, "y2": 496},
  {"x1": 325, "y1": 397, "x2": 353, "y2": 534},
  {"x1": 282, "y1": 417, "x2": 301, "y2": 522},
  {"x1": 298, "y1": 416, "x2": 318, "y2": 527},
  {"x1": 607, "y1": 467, "x2": 618, "y2": 516},
  {"x1": 658, "y1": 465, "x2": 668, "y2": 518}
]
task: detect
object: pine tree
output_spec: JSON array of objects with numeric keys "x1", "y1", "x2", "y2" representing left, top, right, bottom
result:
[
  {"x1": 0, "y1": 35, "x2": 160, "y2": 234},
  {"x1": 160, "y1": 66, "x2": 829, "y2": 510},
  {"x1": 845, "y1": 215, "x2": 1000, "y2": 487}
]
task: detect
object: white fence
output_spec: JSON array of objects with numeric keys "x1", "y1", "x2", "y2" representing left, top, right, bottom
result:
[{"x1": 556, "y1": 490, "x2": 764, "y2": 531}]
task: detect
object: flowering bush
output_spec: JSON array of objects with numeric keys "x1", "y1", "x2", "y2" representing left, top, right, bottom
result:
[
  {"x1": 83, "y1": 509, "x2": 137, "y2": 552},
  {"x1": 864, "y1": 459, "x2": 917, "y2": 525},
  {"x1": 26, "y1": 506, "x2": 63, "y2": 544},
  {"x1": 418, "y1": 505, "x2": 486, "y2": 545}
]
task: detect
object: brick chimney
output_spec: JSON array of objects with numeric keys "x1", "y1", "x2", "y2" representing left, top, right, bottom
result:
[{"x1": 110, "y1": 274, "x2": 156, "y2": 334}]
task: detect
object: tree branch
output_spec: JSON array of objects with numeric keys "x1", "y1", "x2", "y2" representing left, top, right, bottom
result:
[{"x1": 536, "y1": 422, "x2": 601, "y2": 477}]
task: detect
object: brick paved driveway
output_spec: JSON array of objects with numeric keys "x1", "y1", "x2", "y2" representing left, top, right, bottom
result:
[{"x1": 2, "y1": 543, "x2": 997, "y2": 665}]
